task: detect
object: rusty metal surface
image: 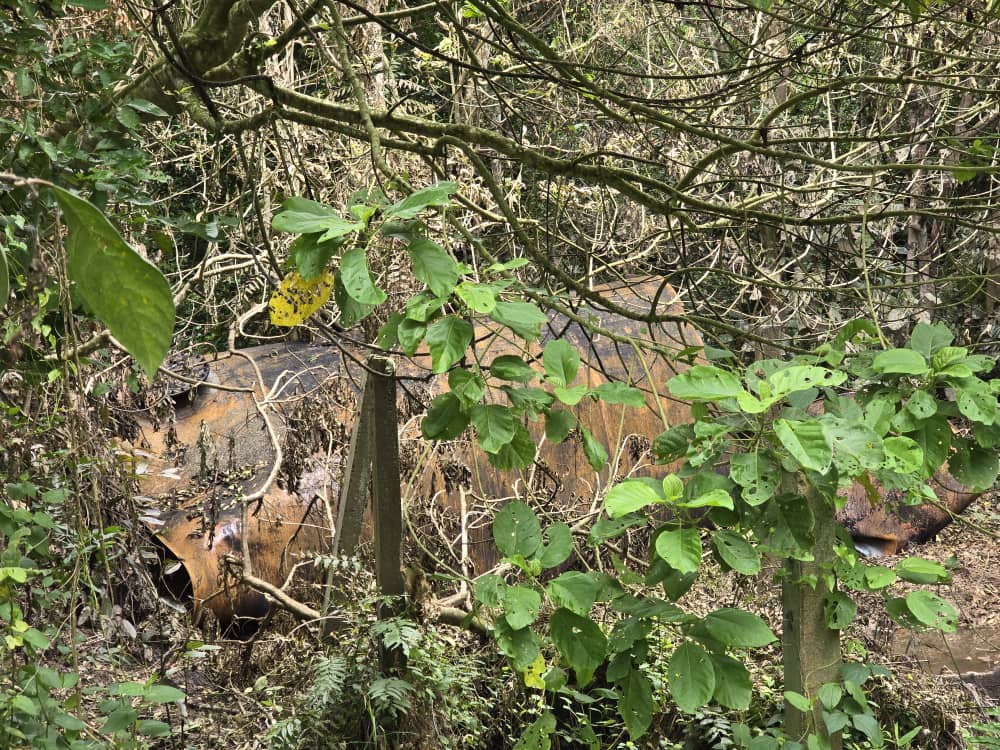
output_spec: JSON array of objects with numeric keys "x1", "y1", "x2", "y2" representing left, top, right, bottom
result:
[{"x1": 124, "y1": 279, "x2": 984, "y2": 628}]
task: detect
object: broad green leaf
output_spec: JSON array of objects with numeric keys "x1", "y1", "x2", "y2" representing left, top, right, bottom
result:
[
  {"x1": 547, "y1": 571, "x2": 599, "y2": 616},
  {"x1": 908, "y1": 322, "x2": 953, "y2": 357},
  {"x1": 537, "y1": 523, "x2": 573, "y2": 569},
  {"x1": 822, "y1": 421, "x2": 884, "y2": 475},
  {"x1": 606, "y1": 479, "x2": 663, "y2": 518},
  {"x1": 384, "y1": 181, "x2": 457, "y2": 219},
  {"x1": 702, "y1": 608, "x2": 776, "y2": 647},
  {"x1": 711, "y1": 531, "x2": 761, "y2": 575},
  {"x1": 544, "y1": 408, "x2": 576, "y2": 443},
  {"x1": 503, "y1": 385, "x2": 554, "y2": 413},
  {"x1": 488, "y1": 422, "x2": 537, "y2": 470},
  {"x1": 662, "y1": 474, "x2": 684, "y2": 502},
  {"x1": 0, "y1": 566, "x2": 30, "y2": 583},
  {"x1": 905, "y1": 390, "x2": 938, "y2": 420},
  {"x1": 408, "y1": 237, "x2": 459, "y2": 298},
  {"x1": 471, "y1": 403, "x2": 517, "y2": 453},
  {"x1": 494, "y1": 616, "x2": 542, "y2": 671},
  {"x1": 823, "y1": 591, "x2": 857, "y2": 629},
  {"x1": 136, "y1": 720, "x2": 172, "y2": 737},
  {"x1": 904, "y1": 590, "x2": 957, "y2": 632},
  {"x1": 882, "y1": 436, "x2": 923, "y2": 473},
  {"x1": 339, "y1": 247, "x2": 387, "y2": 305},
  {"x1": 405, "y1": 290, "x2": 446, "y2": 322},
  {"x1": 54, "y1": 186, "x2": 174, "y2": 377},
  {"x1": 396, "y1": 318, "x2": 426, "y2": 355},
  {"x1": 784, "y1": 691, "x2": 811, "y2": 712},
  {"x1": 729, "y1": 452, "x2": 780, "y2": 506},
  {"x1": 710, "y1": 653, "x2": 752, "y2": 710},
  {"x1": 491, "y1": 301, "x2": 548, "y2": 340},
  {"x1": 653, "y1": 424, "x2": 694, "y2": 464},
  {"x1": 678, "y1": 488, "x2": 733, "y2": 510},
  {"x1": 502, "y1": 585, "x2": 542, "y2": 630},
  {"x1": 101, "y1": 707, "x2": 138, "y2": 734},
  {"x1": 143, "y1": 685, "x2": 185, "y2": 704},
  {"x1": 490, "y1": 355, "x2": 537, "y2": 383},
  {"x1": 288, "y1": 232, "x2": 342, "y2": 280},
  {"x1": 948, "y1": 439, "x2": 999, "y2": 491},
  {"x1": 589, "y1": 382, "x2": 646, "y2": 407},
  {"x1": 955, "y1": 379, "x2": 997, "y2": 425},
  {"x1": 667, "y1": 365, "x2": 745, "y2": 401},
  {"x1": 910, "y1": 414, "x2": 952, "y2": 475},
  {"x1": 668, "y1": 642, "x2": 716, "y2": 713},
  {"x1": 895, "y1": 557, "x2": 950, "y2": 585},
  {"x1": 425, "y1": 316, "x2": 474, "y2": 373},
  {"x1": 456, "y1": 281, "x2": 496, "y2": 313},
  {"x1": 655, "y1": 527, "x2": 702, "y2": 574},
  {"x1": 493, "y1": 501, "x2": 542, "y2": 558},
  {"x1": 872, "y1": 348, "x2": 929, "y2": 375},
  {"x1": 932, "y1": 346, "x2": 969, "y2": 372},
  {"x1": 542, "y1": 339, "x2": 579, "y2": 386},
  {"x1": 272, "y1": 197, "x2": 359, "y2": 236},
  {"x1": 774, "y1": 419, "x2": 832, "y2": 472},
  {"x1": 554, "y1": 384, "x2": 588, "y2": 405},
  {"x1": 333, "y1": 272, "x2": 376, "y2": 326},
  {"x1": 11, "y1": 694, "x2": 39, "y2": 716},
  {"x1": 619, "y1": 669, "x2": 654, "y2": 738},
  {"x1": 588, "y1": 513, "x2": 646, "y2": 544},
  {"x1": 474, "y1": 574, "x2": 504, "y2": 606},
  {"x1": 581, "y1": 425, "x2": 608, "y2": 471},
  {"x1": 550, "y1": 608, "x2": 607, "y2": 686},
  {"x1": 270, "y1": 270, "x2": 334, "y2": 326},
  {"x1": 449, "y1": 369, "x2": 485, "y2": 407},
  {"x1": 852, "y1": 713, "x2": 883, "y2": 747},
  {"x1": 513, "y1": 711, "x2": 556, "y2": 750},
  {"x1": 817, "y1": 683, "x2": 843, "y2": 710},
  {"x1": 127, "y1": 98, "x2": 170, "y2": 118},
  {"x1": 422, "y1": 392, "x2": 469, "y2": 440},
  {"x1": 764, "y1": 365, "x2": 846, "y2": 399}
]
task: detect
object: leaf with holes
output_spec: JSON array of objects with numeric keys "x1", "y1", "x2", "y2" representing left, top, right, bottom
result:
[
  {"x1": 493, "y1": 501, "x2": 542, "y2": 559},
  {"x1": 668, "y1": 365, "x2": 746, "y2": 401},
  {"x1": 775, "y1": 419, "x2": 832, "y2": 473},
  {"x1": 668, "y1": 642, "x2": 716, "y2": 713},
  {"x1": 711, "y1": 531, "x2": 760, "y2": 575},
  {"x1": 269, "y1": 270, "x2": 334, "y2": 327},
  {"x1": 550, "y1": 608, "x2": 607, "y2": 686},
  {"x1": 729, "y1": 452, "x2": 780, "y2": 506}
]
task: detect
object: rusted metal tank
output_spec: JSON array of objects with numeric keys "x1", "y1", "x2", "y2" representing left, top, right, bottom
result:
[{"x1": 123, "y1": 280, "x2": 984, "y2": 630}]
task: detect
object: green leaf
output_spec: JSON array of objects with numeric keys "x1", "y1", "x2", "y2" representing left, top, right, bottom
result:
[
  {"x1": 15, "y1": 69, "x2": 34, "y2": 96},
  {"x1": 581, "y1": 425, "x2": 608, "y2": 471},
  {"x1": 11, "y1": 694, "x2": 39, "y2": 716},
  {"x1": 554, "y1": 384, "x2": 588, "y2": 405},
  {"x1": 101, "y1": 707, "x2": 138, "y2": 734},
  {"x1": 288, "y1": 232, "x2": 342, "y2": 280},
  {"x1": 396, "y1": 317, "x2": 426, "y2": 355},
  {"x1": 872, "y1": 349, "x2": 929, "y2": 375},
  {"x1": 711, "y1": 530, "x2": 761, "y2": 575},
  {"x1": 822, "y1": 421, "x2": 884, "y2": 475},
  {"x1": 471, "y1": 403, "x2": 517, "y2": 453},
  {"x1": 136, "y1": 720, "x2": 172, "y2": 737},
  {"x1": 729, "y1": 452, "x2": 780, "y2": 506},
  {"x1": 589, "y1": 382, "x2": 646, "y2": 407},
  {"x1": 127, "y1": 98, "x2": 170, "y2": 118},
  {"x1": 932, "y1": 346, "x2": 969, "y2": 372},
  {"x1": 910, "y1": 415, "x2": 952, "y2": 475},
  {"x1": 490, "y1": 355, "x2": 537, "y2": 383},
  {"x1": 493, "y1": 501, "x2": 542, "y2": 558},
  {"x1": 678, "y1": 488, "x2": 733, "y2": 510},
  {"x1": 904, "y1": 591, "x2": 958, "y2": 632},
  {"x1": 955, "y1": 379, "x2": 997, "y2": 425},
  {"x1": 655, "y1": 528, "x2": 702, "y2": 574},
  {"x1": 488, "y1": 422, "x2": 537, "y2": 470},
  {"x1": 513, "y1": 711, "x2": 556, "y2": 750},
  {"x1": 702, "y1": 608, "x2": 776, "y2": 647},
  {"x1": 550, "y1": 608, "x2": 607, "y2": 686},
  {"x1": 449, "y1": 369, "x2": 485, "y2": 407},
  {"x1": 384, "y1": 181, "x2": 457, "y2": 219},
  {"x1": 619, "y1": 670, "x2": 654, "y2": 739},
  {"x1": 474, "y1": 574, "x2": 504, "y2": 606},
  {"x1": 543, "y1": 339, "x2": 579, "y2": 387},
  {"x1": 408, "y1": 237, "x2": 459, "y2": 299},
  {"x1": 494, "y1": 616, "x2": 541, "y2": 671},
  {"x1": 544, "y1": 408, "x2": 576, "y2": 443},
  {"x1": 0, "y1": 246, "x2": 8, "y2": 309},
  {"x1": 908, "y1": 322, "x2": 953, "y2": 357},
  {"x1": 948, "y1": 440, "x2": 999, "y2": 491},
  {"x1": 455, "y1": 281, "x2": 496, "y2": 313},
  {"x1": 491, "y1": 301, "x2": 548, "y2": 340},
  {"x1": 537, "y1": 523, "x2": 573, "y2": 569},
  {"x1": 667, "y1": 365, "x2": 746, "y2": 401},
  {"x1": 905, "y1": 390, "x2": 938, "y2": 420},
  {"x1": 272, "y1": 197, "x2": 360, "y2": 236},
  {"x1": 824, "y1": 591, "x2": 857, "y2": 629},
  {"x1": 339, "y1": 247, "x2": 388, "y2": 305},
  {"x1": 143, "y1": 685, "x2": 185, "y2": 704},
  {"x1": 895, "y1": 557, "x2": 950, "y2": 585},
  {"x1": 710, "y1": 653, "x2": 752, "y2": 710},
  {"x1": 425, "y1": 316, "x2": 474, "y2": 373},
  {"x1": 503, "y1": 385, "x2": 554, "y2": 413},
  {"x1": 774, "y1": 419, "x2": 832, "y2": 473},
  {"x1": 882, "y1": 436, "x2": 924, "y2": 473},
  {"x1": 764, "y1": 365, "x2": 846, "y2": 399},
  {"x1": 605, "y1": 479, "x2": 664, "y2": 518},
  {"x1": 422, "y1": 392, "x2": 469, "y2": 440},
  {"x1": 547, "y1": 571, "x2": 599, "y2": 616},
  {"x1": 851, "y1": 713, "x2": 883, "y2": 747},
  {"x1": 668, "y1": 642, "x2": 716, "y2": 713},
  {"x1": 53, "y1": 186, "x2": 174, "y2": 377},
  {"x1": 817, "y1": 683, "x2": 843, "y2": 710},
  {"x1": 502, "y1": 585, "x2": 542, "y2": 630},
  {"x1": 116, "y1": 104, "x2": 139, "y2": 129},
  {"x1": 784, "y1": 691, "x2": 811, "y2": 712}
]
